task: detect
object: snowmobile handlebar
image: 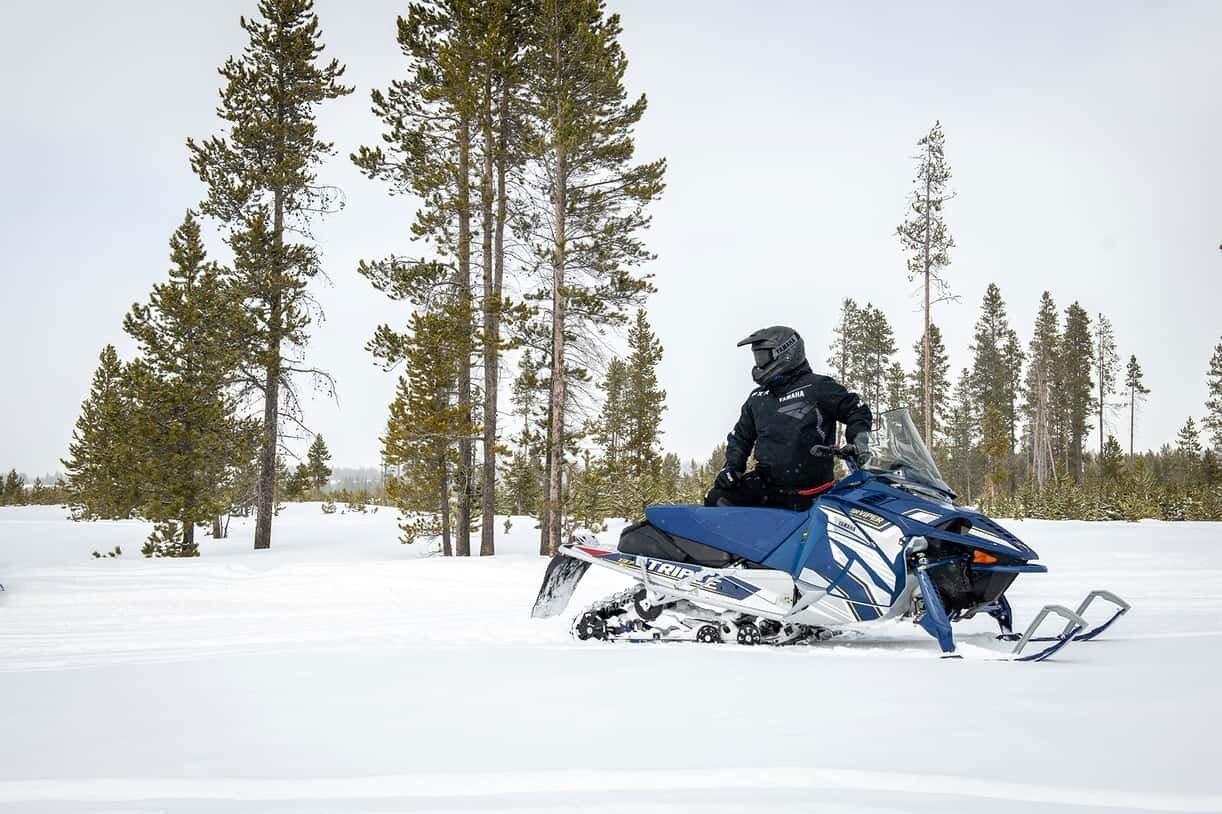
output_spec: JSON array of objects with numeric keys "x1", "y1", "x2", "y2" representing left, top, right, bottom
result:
[{"x1": 808, "y1": 444, "x2": 863, "y2": 470}]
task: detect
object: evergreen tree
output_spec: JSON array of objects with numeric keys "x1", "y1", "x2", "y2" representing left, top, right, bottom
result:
[
  {"x1": 944, "y1": 368, "x2": 976, "y2": 502},
  {"x1": 1023, "y1": 292, "x2": 1059, "y2": 488},
  {"x1": 381, "y1": 309, "x2": 473, "y2": 555},
  {"x1": 621, "y1": 309, "x2": 666, "y2": 481},
  {"x1": 896, "y1": 121, "x2": 955, "y2": 446},
  {"x1": 907, "y1": 322, "x2": 949, "y2": 441},
  {"x1": 523, "y1": 0, "x2": 666, "y2": 554},
  {"x1": 189, "y1": 0, "x2": 352, "y2": 551},
  {"x1": 884, "y1": 362, "x2": 907, "y2": 413},
  {"x1": 2, "y1": 469, "x2": 25, "y2": 506},
  {"x1": 856, "y1": 303, "x2": 896, "y2": 413},
  {"x1": 1124, "y1": 354, "x2": 1150, "y2": 457},
  {"x1": 122, "y1": 212, "x2": 245, "y2": 555},
  {"x1": 354, "y1": 2, "x2": 484, "y2": 556},
  {"x1": 285, "y1": 463, "x2": 310, "y2": 500},
  {"x1": 62, "y1": 346, "x2": 142, "y2": 519},
  {"x1": 592, "y1": 358, "x2": 630, "y2": 492},
  {"x1": 1176, "y1": 417, "x2": 1202, "y2": 482},
  {"x1": 1204, "y1": 339, "x2": 1222, "y2": 452},
  {"x1": 1058, "y1": 303, "x2": 1094, "y2": 482},
  {"x1": 1093, "y1": 313, "x2": 1120, "y2": 458},
  {"x1": 305, "y1": 434, "x2": 332, "y2": 493},
  {"x1": 827, "y1": 298, "x2": 861, "y2": 392},
  {"x1": 969, "y1": 284, "x2": 1024, "y2": 454}
]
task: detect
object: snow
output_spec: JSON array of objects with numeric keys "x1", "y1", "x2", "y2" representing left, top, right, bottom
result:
[{"x1": 1, "y1": 503, "x2": 1219, "y2": 813}]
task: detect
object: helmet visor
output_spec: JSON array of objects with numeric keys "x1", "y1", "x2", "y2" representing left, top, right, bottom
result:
[{"x1": 752, "y1": 348, "x2": 773, "y2": 367}]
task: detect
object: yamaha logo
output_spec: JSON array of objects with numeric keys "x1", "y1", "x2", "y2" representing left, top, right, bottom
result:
[{"x1": 779, "y1": 389, "x2": 806, "y2": 402}]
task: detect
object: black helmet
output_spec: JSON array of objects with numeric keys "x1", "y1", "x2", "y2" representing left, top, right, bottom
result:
[{"x1": 737, "y1": 325, "x2": 806, "y2": 385}]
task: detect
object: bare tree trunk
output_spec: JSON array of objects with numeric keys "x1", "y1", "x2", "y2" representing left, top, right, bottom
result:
[
  {"x1": 439, "y1": 454, "x2": 452, "y2": 557},
  {"x1": 183, "y1": 519, "x2": 195, "y2": 552},
  {"x1": 1129, "y1": 384, "x2": 1135, "y2": 458},
  {"x1": 455, "y1": 115, "x2": 473, "y2": 557},
  {"x1": 254, "y1": 302, "x2": 281, "y2": 551},
  {"x1": 544, "y1": 142, "x2": 568, "y2": 556},
  {"x1": 212, "y1": 515, "x2": 223, "y2": 539},
  {"x1": 539, "y1": 399, "x2": 553, "y2": 555},
  {"x1": 479, "y1": 72, "x2": 498, "y2": 557}
]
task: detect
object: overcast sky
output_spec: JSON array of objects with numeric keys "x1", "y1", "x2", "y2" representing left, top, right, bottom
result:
[{"x1": 2, "y1": 0, "x2": 1220, "y2": 476}]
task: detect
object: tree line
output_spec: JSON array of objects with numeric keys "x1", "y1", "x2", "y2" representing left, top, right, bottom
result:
[
  {"x1": 54, "y1": 5, "x2": 1219, "y2": 556},
  {"x1": 60, "y1": 0, "x2": 666, "y2": 556}
]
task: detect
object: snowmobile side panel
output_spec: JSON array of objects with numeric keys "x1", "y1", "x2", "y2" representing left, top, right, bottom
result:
[
  {"x1": 644, "y1": 505, "x2": 805, "y2": 564},
  {"x1": 531, "y1": 554, "x2": 592, "y2": 619}
]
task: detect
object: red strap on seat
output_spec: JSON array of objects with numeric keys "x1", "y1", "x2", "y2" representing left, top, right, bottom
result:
[{"x1": 798, "y1": 481, "x2": 835, "y2": 497}]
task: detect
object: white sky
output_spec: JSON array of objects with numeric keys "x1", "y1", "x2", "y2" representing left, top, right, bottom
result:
[{"x1": 2, "y1": 0, "x2": 1220, "y2": 476}]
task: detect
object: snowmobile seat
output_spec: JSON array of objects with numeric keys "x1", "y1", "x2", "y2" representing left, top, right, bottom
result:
[{"x1": 636, "y1": 505, "x2": 808, "y2": 566}]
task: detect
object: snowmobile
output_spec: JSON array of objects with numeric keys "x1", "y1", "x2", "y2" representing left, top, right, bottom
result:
[{"x1": 532, "y1": 408, "x2": 1129, "y2": 661}]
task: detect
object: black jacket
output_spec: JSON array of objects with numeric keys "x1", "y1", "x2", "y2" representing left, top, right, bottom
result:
[{"x1": 724, "y1": 364, "x2": 872, "y2": 488}]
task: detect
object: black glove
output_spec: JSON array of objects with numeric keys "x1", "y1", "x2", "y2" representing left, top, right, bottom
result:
[
  {"x1": 714, "y1": 467, "x2": 743, "y2": 490},
  {"x1": 842, "y1": 437, "x2": 871, "y2": 465}
]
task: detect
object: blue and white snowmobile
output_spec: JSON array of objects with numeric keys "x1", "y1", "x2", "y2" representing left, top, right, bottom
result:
[{"x1": 532, "y1": 408, "x2": 1129, "y2": 661}]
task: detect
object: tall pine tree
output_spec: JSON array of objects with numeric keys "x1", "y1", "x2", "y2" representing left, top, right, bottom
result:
[
  {"x1": 1023, "y1": 292, "x2": 1059, "y2": 488},
  {"x1": 1057, "y1": 303, "x2": 1094, "y2": 482},
  {"x1": 896, "y1": 121, "x2": 955, "y2": 446},
  {"x1": 524, "y1": 0, "x2": 666, "y2": 554},
  {"x1": 969, "y1": 283, "x2": 1024, "y2": 453},
  {"x1": 189, "y1": 0, "x2": 352, "y2": 550},
  {"x1": 1093, "y1": 313, "x2": 1120, "y2": 458},
  {"x1": 1124, "y1": 354, "x2": 1150, "y2": 458}
]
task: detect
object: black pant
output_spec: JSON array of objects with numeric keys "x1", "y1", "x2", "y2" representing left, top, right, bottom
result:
[{"x1": 703, "y1": 471, "x2": 814, "y2": 512}]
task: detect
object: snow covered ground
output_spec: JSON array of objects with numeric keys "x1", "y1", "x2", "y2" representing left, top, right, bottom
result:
[{"x1": 0, "y1": 503, "x2": 1219, "y2": 813}]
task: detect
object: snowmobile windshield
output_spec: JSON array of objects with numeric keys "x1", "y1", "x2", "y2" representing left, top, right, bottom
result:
[{"x1": 862, "y1": 408, "x2": 955, "y2": 497}]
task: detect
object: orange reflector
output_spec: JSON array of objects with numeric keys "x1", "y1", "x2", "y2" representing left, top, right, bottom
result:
[{"x1": 972, "y1": 550, "x2": 998, "y2": 565}]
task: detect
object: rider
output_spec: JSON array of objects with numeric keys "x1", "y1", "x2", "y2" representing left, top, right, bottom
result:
[{"x1": 706, "y1": 325, "x2": 873, "y2": 511}]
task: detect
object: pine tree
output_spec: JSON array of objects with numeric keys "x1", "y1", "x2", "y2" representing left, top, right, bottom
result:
[
  {"x1": 354, "y1": 2, "x2": 486, "y2": 556},
  {"x1": 62, "y1": 346, "x2": 143, "y2": 519},
  {"x1": 122, "y1": 212, "x2": 246, "y2": 555},
  {"x1": 1204, "y1": 339, "x2": 1222, "y2": 453},
  {"x1": 2, "y1": 469, "x2": 25, "y2": 506},
  {"x1": 856, "y1": 303, "x2": 896, "y2": 414},
  {"x1": 896, "y1": 121, "x2": 955, "y2": 447},
  {"x1": 474, "y1": 1, "x2": 531, "y2": 557},
  {"x1": 1023, "y1": 292, "x2": 1059, "y2": 488},
  {"x1": 592, "y1": 357, "x2": 630, "y2": 504},
  {"x1": 524, "y1": 0, "x2": 666, "y2": 555},
  {"x1": 908, "y1": 322, "x2": 949, "y2": 440},
  {"x1": 381, "y1": 309, "x2": 473, "y2": 555},
  {"x1": 305, "y1": 434, "x2": 332, "y2": 493},
  {"x1": 1093, "y1": 313, "x2": 1120, "y2": 458},
  {"x1": 1124, "y1": 354, "x2": 1150, "y2": 457},
  {"x1": 1058, "y1": 303, "x2": 1094, "y2": 482},
  {"x1": 189, "y1": 0, "x2": 352, "y2": 551},
  {"x1": 1176, "y1": 417, "x2": 1202, "y2": 482},
  {"x1": 621, "y1": 310, "x2": 666, "y2": 481},
  {"x1": 945, "y1": 368, "x2": 976, "y2": 502},
  {"x1": 827, "y1": 298, "x2": 861, "y2": 393},
  {"x1": 884, "y1": 362, "x2": 907, "y2": 413},
  {"x1": 969, "y1": 284, "x2": 1024, "y2": 454}
]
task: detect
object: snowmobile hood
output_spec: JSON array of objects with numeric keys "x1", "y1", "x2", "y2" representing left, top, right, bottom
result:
[
  {"x1": 644, "y1": 505, "x2": 807, "y2": 565},
  {"x1": 826, "y1": 474, "x2": 1039, "y2": 561}
]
